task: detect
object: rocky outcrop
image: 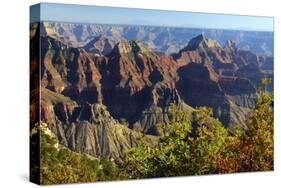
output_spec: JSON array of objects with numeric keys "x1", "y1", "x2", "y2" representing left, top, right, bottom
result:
[
  {"x1": 38, "y1": 87, "x2": 158, "y2": 159},
  {"x1": 84, "y1": 35, "x2": 116, "y2": 55},
  {"x1": 131, "y1": 83, "x2": 193, "y2": 135},
  {"x1": 32, "y1": 28, "x2": 273, "y2": 160},
  {"x1": 176, "y1": 63, "x2": 231, "y2": 125},
  {"x1": 99, "y1": 40, "x2": 181, "y2": 132},
  {"x1": 65, "y1": 103, "x2": 158, "y2": 159},
  {"x1": 38, "y1": 33, "x2": 271, "y2": 130},
  {"x1": 173, "y1": 34, "x2": 265, "y2": 127},
  {"x1": 40, "y1": 36, "x2": 103, "y2": 103},
  {"x1": 183, "y1": 34, "x2": 221, "y2": 51}
]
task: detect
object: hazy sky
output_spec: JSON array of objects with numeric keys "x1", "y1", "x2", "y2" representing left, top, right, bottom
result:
[{"x1": 30, "y1": 3, "x2": 274, "y2": 31}]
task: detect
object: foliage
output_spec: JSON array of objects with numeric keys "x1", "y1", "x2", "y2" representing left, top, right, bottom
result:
[
  {"x1": 239, "y1": 91, "x2": 273, "y2": 171},
  {"x1": 121, "y1": 104, "x2": 192, "y2": 178},
  {"x1": 122, "y1": 105, "x2": 228, "y2": 177},
  {"x1": 36, "y1": 123, "x2": 118, "y2": 185},
  {"x1": 122, "y1": 88, "x2": 273, "y2": 178},
  {"x1": 35, "y1": 84, "x2": 274, "y2": 183},
  {"x1": 188, "y1": 107, "x2": 228, "y2": 175}
]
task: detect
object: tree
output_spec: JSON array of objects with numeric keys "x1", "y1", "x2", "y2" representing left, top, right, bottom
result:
[
  {"x1": 100, "y1": 157, "x2": 118, "y2": 181},
  {"x1": 123, "y1": 104, "x2": 192, "y2": 178},
  {"x1": 187, "y1": 107, "x2": 228, "y2": 175},
  {"x1": 36, "y1": 123, "x2": 119, "y2": 184},
  {"x1": 36, "y1": 79, "x2": 274, "y2": 182},
  {"x1": 123, "y1": 105, "x2": 229, "y2": 178},
  {"x1": 215, "y1": 89, "x2": 273, "y2": 173},
  {"x1": 239, "y1": 90, "x2": 273, "y2": 171},
  {"x1": 123, "y1": 88, "x2": 274, "y2": 178}
]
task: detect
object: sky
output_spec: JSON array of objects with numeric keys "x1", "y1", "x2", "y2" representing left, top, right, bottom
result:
[{"x1": 30, "y1": 3, "x2": 274, "y2": 31}]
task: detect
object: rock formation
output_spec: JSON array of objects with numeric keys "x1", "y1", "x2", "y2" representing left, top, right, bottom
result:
[{"x1": 30, "y1": 23, "x2": 273, "y2": 160}]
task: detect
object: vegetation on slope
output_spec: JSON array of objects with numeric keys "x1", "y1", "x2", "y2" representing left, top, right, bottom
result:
[
  {"x1": 34, "y1": 86, "x2": 273, "y2": 184},
  {"x1": 31, "y1": 123, "x2": 119, "y2": 185},
  {"x1": 122, "y1": 88, "x2": 273, "y2": 178}
]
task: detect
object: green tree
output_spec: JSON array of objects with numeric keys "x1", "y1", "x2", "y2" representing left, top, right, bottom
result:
[
  {"x1": 123, "y1": 104, "x2": 192, "y2": 178},
  {"x1": 123, "y1": 95, "x2": 274, "y2": 178},
  {"x1": 35, "y1": 78, "x2": 274, "y2": 182},
  {"x1": 122, "y1": 105, "x2": 229, "y2": 178},
  {"x1": 100, "y1": 157, "x2": 118, "y2": 181},
  {"x1": 35, "y1": 123, "x2": 119, "y2": 184},
  {"x1": 239, "y1": 90, "x2": 273, "y2": 171},
  {"x1": 215, "y1": 89, "x2": 273, "y2": 173},
  {"x1": 188, "y1": 107, "x2": 228, "y2": 175}
]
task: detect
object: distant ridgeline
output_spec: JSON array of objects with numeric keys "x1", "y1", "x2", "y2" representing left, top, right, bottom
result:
[{"x1": 39, "y1": 21, "x2": 273, "y2": 56}]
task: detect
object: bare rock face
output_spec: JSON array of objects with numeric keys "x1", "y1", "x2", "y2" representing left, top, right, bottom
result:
[
  {"x1": 64, "y1": 103, "x2": 158, "y2": 159},
  {"x1": 38, "y1": 87, "x2": 158, "y2": 159},
  {"x1": 130, "y1": 83, "x2": 193, "y2": 135},
  {"x1": 84, "y1": 35, "x2": 116, "y2": 55},
  {"x1": 40, "y1": 36, "x2": 103, "y2": 103},
  {"x1": 99, "y1": 40, "x2": 181, "y2": 132},
  {"x1": 176, "y1": 63, "x2": 231, "y2": 125},
  {"x1": 183, "y1": 34, "x2": 221, "y2": 51},
  {"x1": 31, "y1": 26, "x2": 273, "y2": 160},
  {"x1": 224, "y1": 40, "x2": 238, "y2": 53},
  {"x1": 173, "y1": 34, "x2": 266, "y2": 127}
]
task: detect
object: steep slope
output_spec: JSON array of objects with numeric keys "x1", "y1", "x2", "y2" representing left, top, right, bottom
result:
[
  {"x1": 84, "y1": 35, "x2": 117, "y2": 56},
  {"x1": 33, "y1": 28, "x2": 273, "y2": 160},
  {"x1": 174, "y1": 34, "x2": 259, "y2": 127},
  {"x1": 31, "y1": 34, "x2": 160, "y2": 159},
  {"x1": 100, "y1": 40, "x2": 190, "y2": 134},
  {"x1": 34, "y1": 34, "x2": 189, "y2": 159},
  {"x1": 38, "y1": 87, "x2": 158, "y2": 159},
  {"x1": 40, "y1": 36, "x2": 103, "y2": 103},
  {"x1": 39, "y1": 34, "x2": 193, "y2": 135}
]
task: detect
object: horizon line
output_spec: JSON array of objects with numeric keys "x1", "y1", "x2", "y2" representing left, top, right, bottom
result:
[{"x1": 32, "y1": 20, "x2": 274, "y2": 33}]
